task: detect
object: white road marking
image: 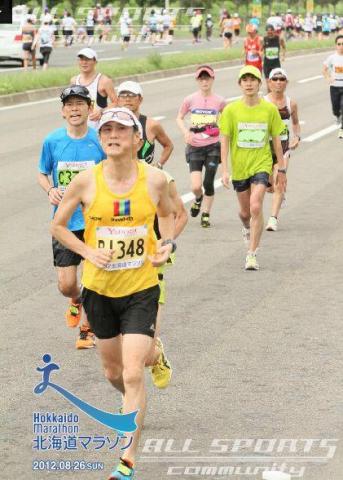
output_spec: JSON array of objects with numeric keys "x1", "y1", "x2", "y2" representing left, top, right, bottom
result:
[
  {"x1": 152, "y1": 115, "x2": 165, "y2": 121},
  {"x1": 299, "y1": 120, "x2": 306, "y2": 125},
  {"x1": 99, "y1": 56, "x2": 122, "y2": 61},
  {"x1": 160, "y1": 51, "x2": 182, "y2": 55},
  {"x1": 181, "y1": 179, "x2": 222, "y2": 204},
  {"x1": 298, "y1": 75, "x2": 323, "y2": 84},
  {"x1": 303, "y1": 124, "x2": 339, "y2": 142}
]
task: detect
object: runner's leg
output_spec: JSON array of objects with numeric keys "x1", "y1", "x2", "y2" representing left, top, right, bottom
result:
[
  {"x1": 97, "y1": 336, "x2": 125, "y2": 393},
  {"x1": 249, "y1": 182, "x2": 267, "y2": 252}
]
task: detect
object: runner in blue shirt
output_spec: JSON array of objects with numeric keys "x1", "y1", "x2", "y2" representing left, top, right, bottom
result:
[{"x1": 38, "y1": 85, "x2": 105, "y2": 349}]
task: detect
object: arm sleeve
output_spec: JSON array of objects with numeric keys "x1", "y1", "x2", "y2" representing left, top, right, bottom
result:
[{"x1": 38, "y1": 139, "x2": 53, "y2": 175}]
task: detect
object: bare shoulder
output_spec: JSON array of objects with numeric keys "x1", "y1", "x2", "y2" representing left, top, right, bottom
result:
[
  {"x1": 145, "y1": 163, "x2": 167, "y2": 189},
  {"x1": 70, "y1": 75, "x2": 76, "y2": 84}
]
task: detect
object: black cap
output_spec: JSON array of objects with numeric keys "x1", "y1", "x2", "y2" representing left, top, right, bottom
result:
[{"x1": 60, "y1": 85, "x2": 92, "y2": 104}]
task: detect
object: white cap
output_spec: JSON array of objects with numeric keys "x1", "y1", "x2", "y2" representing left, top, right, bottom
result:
[
  {"x1": 117, "y1": 81, "x2": 143, "y2": 96},
  {"x1": 269, "y1": 67, "x2": 288, "y2": 80},
  {"x1": 98, "y1": 107, "x2": 143, "y2": 139},
  {"x1": 77, "y1": 48, "x2": 97, "y2": 60}
]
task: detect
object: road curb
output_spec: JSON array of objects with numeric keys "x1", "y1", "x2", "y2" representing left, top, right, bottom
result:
[{"x1": 0, "y1": 47, "x2": 331, "y2": 108}]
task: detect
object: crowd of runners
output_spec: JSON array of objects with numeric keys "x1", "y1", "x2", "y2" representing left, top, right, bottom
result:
[{"x1": 37, "y1": 31, "x2": 343, "y2": 479}]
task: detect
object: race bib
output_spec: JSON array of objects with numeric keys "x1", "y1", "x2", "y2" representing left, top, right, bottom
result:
[
  {"x1": 57, "y1": 161, "x2": 95, "y2": 191},
  {"x1": 247, "y1": 51, "x2": 259, "y2": 62},
  {"x1": 280, "y1": 119, "x2": 290, "y2": 142},
  {"x1": 334, "y1": 65, "x2": 343, "y2": 82},
  {"x1": 96, "y1": 225, "x2": 147, "y2": 271},
  {"x1": 190, "y1": 108, "x2": 218, "y2": 127},
  {"x1": 265, "y1": 47, "x2": 279, "y2": 60},
  {"x1": 237, "y1": 122, "x2": 267, "y2": 148}
]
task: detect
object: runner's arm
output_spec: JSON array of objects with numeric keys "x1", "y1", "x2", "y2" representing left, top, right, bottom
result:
[
  {"x1": 151, "y1": 120, "x2": 174, "y2": 166},
  {"x1": 51, "y1": 173, "x2": 113, "y2": 268},
  {"x1": 176, "y1": 110, "x2": 193, "y2": 144},
  {"x1": 220, "y1": 134, "x2": 230, "y2": 188},
  {"x1": 271, "y1": 136, "x2": 287, "y2": 191},
  {"x1": 280, "y1": 37, "x2": 286, "y2": 61},
  {"x1": 37, "y1": 172, "x2": 63, "y2": 205},
  {"x1": 103, "y1": 76, "x2": 118, "y2": 106},
  {"x1": 168, "y1": 181, "x2": 188, "y2": 238},
  {"x1": 289, "y1": 100, "x2": 301, "y2": 149},
  {"x1": 322, "y1": 62, "x2": 332, "y2": 83}
]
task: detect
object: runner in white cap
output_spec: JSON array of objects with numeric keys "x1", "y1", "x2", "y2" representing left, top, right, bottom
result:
[
  {"x1": 264, "y1": 68, "x2": 301, "y2": 232},
  {"x1": 71, "y1": 48, "x2": 117, "y2": 129}
]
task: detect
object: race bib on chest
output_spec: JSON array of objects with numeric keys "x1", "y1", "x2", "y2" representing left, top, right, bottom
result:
[
  {"x1": 265, "y1": 47, "x2": 279, "y2": 60},
  {"x1": 237, "y1": 123, "x2": 268, "y2": 148},
  {"x1": 334, "y1": 65, "x2": 343, "y2": 82},
  {"x1": 247, "y1": 51, "x2": 259, "y2": 61},
  {"x1": 96, "y1": 225, "x2": 147, "y2": 271},
  {"x1": 57, "y1": 161, "x2": 95, "y2": 191},
  {"x1": 280, "y1": 119, "x2": 290, "y2": 141},
  {"x1": 190, "y1": 108, "x2": 218, "y2": 127}
]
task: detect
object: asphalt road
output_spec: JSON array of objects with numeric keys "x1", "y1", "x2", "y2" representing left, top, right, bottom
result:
[
  {"x1": 1, "y1": 51, "x2": 343, "y2": 480},
  {"x1": 0, "y1": 35, "x2": 237, "y2": 70}
]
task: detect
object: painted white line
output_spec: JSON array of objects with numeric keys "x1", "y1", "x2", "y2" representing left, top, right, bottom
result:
[
  {"x1": 0, "y1": 97, "x2": 58, "y2": 110},
  {"x1": 181, "y1": 178, "x2": 222, "y2": 204},
  {"x1": 303, "y1": 124, "x2": 339, "y2": 142},
  {"x1": 298, "y1": 75, "x2": 323, "y2": 84},
  {"x1": 0, "y1": 67, "x2": 24, "y2": 74},
  {"x1": 100, "y1": 56, "x2": 122, "y2": 61},
  {"x1": 138, "y1": 46, "x2": 153, "y2": 50},
  {"x1": 299, "y1": 120, "x2": 306, "y2": 125},
  {"x1": 160, "y1": 51, "x2": 182, "y2": 55},
  {"x1": 152, "y1": 115, "x2": 165, "y2": 121}
]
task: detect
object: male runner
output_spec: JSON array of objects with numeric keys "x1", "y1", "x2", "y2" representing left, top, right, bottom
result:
[
  {"x1": 323, "y1": 35, "x2": 343, "y2": 138},
  {"x1": 51, "y1": 106, "x2": 175, "y2": 480},
  {"x1": 117, "y1": 81, "x2": 186, "y2": 388},
  {"x1": 177, "y1": 65, "x2": 226, "y2": 228},
  {"x1": 262, "y1": 25, "x2": 286, "y2": 80},
  {"x1": 219, "y1": 66, "x2": 286, "y2": 270},
  {"x1": 71, "y1": 48, "x2": 117, "y2": 129},
  {"x1": 38, "y1": 86, "x2": 106, "y2": 348},
  {"x1": 116, "y1": 80, "x2": 174, "y2": 167},
  {"x1": 264, "y1": 68, "x2": 301, "y2": 231}
]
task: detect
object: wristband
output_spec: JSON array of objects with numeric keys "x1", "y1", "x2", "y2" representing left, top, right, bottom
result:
[
  {"x1": 161, "y1": 239, "x2": 177, "y2": 253},
  {"x1": 296, "y1": 135, "x2": 301, "y2": 141},
  {"x1": 278, "y1": 168, "x2": 287, "y2": 174},
  {"x1": 156, "y1": 162, "x2": 163, "y2": 170},
  {"x1": 47, "y1": 186, "x2": 56, "y2": 195}
]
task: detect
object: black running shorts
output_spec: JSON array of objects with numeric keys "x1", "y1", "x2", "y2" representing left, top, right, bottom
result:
[
  {"x1": 82, "y1": 285, "x2": 160, "y2": 339},
  {"x1": 52, "y1": 229, "x2": 84, "y2": 267},
  {"x1": 186, "y1": 142, "x2": 221, "y2": 172},
  {"x1": 232, "y1": 172, "x2": 270, "y2": 192}
]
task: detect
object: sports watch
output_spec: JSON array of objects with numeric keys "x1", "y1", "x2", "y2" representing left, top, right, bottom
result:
[{"x1": 161, "y1": 239, "x2": 177, "y2": 253}]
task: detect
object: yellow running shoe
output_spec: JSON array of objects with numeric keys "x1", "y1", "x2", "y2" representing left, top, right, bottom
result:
[
  {"x1": 65, "y1": 301, "x2": 82, "y2": 328},
  {"x1": 150, "y1": 338, "x2": 172, "y2": 389},
  {"x1": 75, "y1": 327, "x2": 95, "y2": 349}
]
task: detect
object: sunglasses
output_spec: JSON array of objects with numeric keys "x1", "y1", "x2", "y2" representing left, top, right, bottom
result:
[
  {"x1": 337, "y1": 43, "x2": 343, "y2": 46},
  {"x1": 271, "y1": 77, "x2": 287, "y2": 82},
  {"x1": 118, "y1": 92, "x2": 140, "y2": 98},
  {"x1": 61, "y1": 85, "x2": 90, "y2": 101},
  {"x1": 100, "y1": 110, "x2": 140, "y2": 130}
]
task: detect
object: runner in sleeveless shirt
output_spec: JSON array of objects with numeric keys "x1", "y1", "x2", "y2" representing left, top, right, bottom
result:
[
  {"x1": 262, "y1": 25, "x2": 286, "y2": 80},
  {"x1": 116, "y1": 81, "x2": 173, "y2": 167},
  {"x1": 244, "y1": 23, "x2": 263, "y2": 72},
  {"x1": 51, "y1": 107, "x2": 175, "y2": 480},
  {"x1": 264, "y1": 68, "x2": 301, "y2": 231},
  {"x1": 71, "y1": 48, "x2": 117, "y2": 129}
]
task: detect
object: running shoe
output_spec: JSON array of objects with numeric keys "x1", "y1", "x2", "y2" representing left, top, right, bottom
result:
[
  {"x1": 108, "y1": 459, "x2": 134, "y2": 480},
  {"x1": 245, "y1": 253, "x2": 259, "y2": 271},
  {"x1": 65, "y1": 301, "x2": 82, "y2": 328},
  {"x1": 266, "y1": 216, "x2": 278, "y2": 231},
  {"x1": 190, "y1": 195, "x2": 203, "y2": 217},
  {"x1": 242, "y1": 226, "x2": 250, "y2": 245},
  {"x1": 200, "y1": 213, "x2": 210, "y2": 228},
  {"x1": 338, "y1": 128, "x2": 343, "y2": 139},
  {"x1": 150, "y1": 338, "x2": 172, "y2": 389},
  {"x1": 75, "y1": 326, "x2": 95, "y2": 349}
]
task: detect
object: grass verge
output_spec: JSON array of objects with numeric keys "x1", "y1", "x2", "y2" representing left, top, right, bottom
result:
[{"x1": 0, "y1": 38, "x2": 333, "y2": 96}]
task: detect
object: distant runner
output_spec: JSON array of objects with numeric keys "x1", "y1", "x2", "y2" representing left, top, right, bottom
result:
[{"x1": 323, "y1": 35, "x2": 343, "y2": 139}]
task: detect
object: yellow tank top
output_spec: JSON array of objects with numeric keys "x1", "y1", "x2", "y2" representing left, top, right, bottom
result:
[{"x1": 82, "y1": 161, "x2": 158, "y2": 297}]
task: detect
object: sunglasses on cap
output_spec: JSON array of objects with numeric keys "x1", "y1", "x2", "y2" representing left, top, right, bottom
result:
[
  {"x1": 60, "y1": 85, "x2": 91, "y2": 103},
  {"x1": 99, "y1": 109, "x2": 143, "y2": 138},
  {"x1": 271, "y1": 76, "x2": 287, "y2": 82}
]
